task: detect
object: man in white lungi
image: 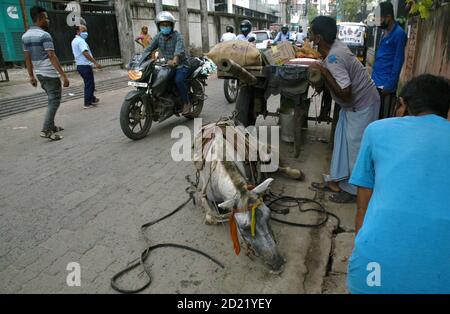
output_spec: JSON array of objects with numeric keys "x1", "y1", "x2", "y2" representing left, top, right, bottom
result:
[{"x1": 309, "y1": 16, "x2": 380, "y2": 203}]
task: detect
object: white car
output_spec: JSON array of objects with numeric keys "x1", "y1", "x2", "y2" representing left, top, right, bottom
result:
[{"x1": 253, "y1": 30, "x2": 274, "y2": 49}]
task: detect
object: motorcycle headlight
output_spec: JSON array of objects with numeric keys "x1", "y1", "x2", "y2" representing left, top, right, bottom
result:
[{"x1": 128, "y1": 70, "x2": 143, "y2": 81}]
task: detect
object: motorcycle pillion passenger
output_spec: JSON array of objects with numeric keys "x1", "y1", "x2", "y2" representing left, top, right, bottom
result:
[
  {"x1": 236, "y1": 19, "x2": 256, "y2": 42},
  {"x1": 143, "y1": 11, "x2": 192, "y2": 116},
  {"x1": 274, "y1": 24, "x2": 291, "y2": 44},
  {"x1": 221, "y1": 25, "x2": 237, "y2": 42}
]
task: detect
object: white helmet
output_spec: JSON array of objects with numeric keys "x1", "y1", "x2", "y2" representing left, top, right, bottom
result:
[{"x1": 155, "y1": 11, "x2": 176, "y2": 27}]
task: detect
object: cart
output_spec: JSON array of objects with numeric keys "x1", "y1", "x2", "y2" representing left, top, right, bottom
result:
[{"x1": 217, "y1": 58, "x2": 332, "y2": 158}]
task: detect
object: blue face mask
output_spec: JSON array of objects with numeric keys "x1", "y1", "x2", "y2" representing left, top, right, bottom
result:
[
  {"x1": 80, "y1": 32, "x2": 88, "y2": 40},
  {"x1": 160, "y1": 26, "x2": 172, "y2": 36}
]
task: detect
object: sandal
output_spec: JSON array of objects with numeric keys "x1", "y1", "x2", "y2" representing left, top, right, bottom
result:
[
  {"x1": 40, "y1": 130, "x2": 63, "y2": 141},
  {"x1": 329, "y1": 191, "x2": 356, "y2": 204},
  {"x1": 52, "y1": 126, "x2": 64, "y2": 132},
  {"x1": 311, "y1": 182, "x2": 341, "y2": 193}
]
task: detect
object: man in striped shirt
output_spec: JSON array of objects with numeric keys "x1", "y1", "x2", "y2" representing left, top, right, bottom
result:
[{"x1": 22, "y1": 6, "x2": 69, "y2": 141}]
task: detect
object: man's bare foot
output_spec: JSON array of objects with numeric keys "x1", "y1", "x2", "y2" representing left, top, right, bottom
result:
[
  {"x1": 327, "y1": 181, "x2": 341, "y2": 192},
  {"x1": 311, "y1": 181, "x2": 341, "y2": 192}
]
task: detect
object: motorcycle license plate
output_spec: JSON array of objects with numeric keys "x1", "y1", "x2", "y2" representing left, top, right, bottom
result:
[{"x1": 128, "y1": 81, "x2": 148, "y2": 88}]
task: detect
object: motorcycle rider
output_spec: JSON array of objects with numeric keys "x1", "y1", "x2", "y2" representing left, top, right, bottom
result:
[
  {"x1": 221, "y1": 25, "x2": 236, "y2": 42},
  {"x1": 143, "y1": 11, "x2": 191, "y2": 115},
  {"x1": 296, "y1": 26, "x2": 305, "y2": 45},
  {"x1": 274, "y1": 24, "x2": 291, "y2": 44},
  {"x1": 236, "y1": 19, "x2": 256, "y2": 42}
]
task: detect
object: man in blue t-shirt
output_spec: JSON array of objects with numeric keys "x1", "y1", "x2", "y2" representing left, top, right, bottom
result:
[
  {"x1": 348, "y1": 74, "x2": 450, "y2": 293},
  {"x1": 71, "y1": 24, "x2": 102, "y2": 109},
  {"x1": 372, "y1": 2, "x2": 407, "y2": 118}
]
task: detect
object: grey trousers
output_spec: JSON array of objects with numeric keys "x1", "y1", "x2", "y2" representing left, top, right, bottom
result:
[{"x1": 37, "y1": 75, "x2": 62, "y2": 131}]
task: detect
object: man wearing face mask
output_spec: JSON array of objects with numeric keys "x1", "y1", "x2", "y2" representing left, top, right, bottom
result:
[
  {"x1": 308, "y1": 16, "x2": 380, "y2": 204},
  {"x1": 144, "y1": 11, "x2": 191, "y2": 115},
  {"x1": 372, "y1": 2, "x2": 407, "y2": 119},
  {"x1": 273, "y1": 24, "x2": 291, "y2": 44},
  {"x1": 236, "y1": 20, "x2": 256, "y2": 42},
  {"x1": 71, "y1": 24, "x2": 102, "y2": 109}
]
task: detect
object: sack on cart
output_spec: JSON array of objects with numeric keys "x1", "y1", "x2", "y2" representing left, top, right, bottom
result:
[{"x1": 206, "y1": 41, "x2": 262, "y2": 67}]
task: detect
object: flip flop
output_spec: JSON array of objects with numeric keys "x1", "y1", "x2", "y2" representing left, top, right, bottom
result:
[
  {"x1": 40, "y1": 131, "x2": 63, "y2": 141},
  {"x1": 52, "y1": 126, "x2": 64, "y2": 132},
  {"x1": 329, "y1": 191, "x2": 356, "y2": 204},
  {"x1": 310, "y1": 182, "x2": 341, "y2": 193}
]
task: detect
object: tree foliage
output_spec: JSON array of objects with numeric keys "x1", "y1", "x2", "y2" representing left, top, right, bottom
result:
[
  {"x1": 339, "y1": 0, "x2": 360, "y2": 22},
  {"x1": 406, "y1": 0, "x2": 434, "y2": 19},
  {"x1": 307, "y1": 5, "x2": 319, "y2": 24}
]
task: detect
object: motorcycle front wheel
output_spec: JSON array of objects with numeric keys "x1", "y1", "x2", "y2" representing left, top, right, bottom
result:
[
  {"x1": 223, "y1": 79, "x2": 239, "y2": 103},
  {"x1": 120, "y1": 97, "x2": 152, "y2": 140}
]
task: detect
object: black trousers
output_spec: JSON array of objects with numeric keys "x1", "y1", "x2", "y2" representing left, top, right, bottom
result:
[
  {"x1": 377, "y1": 88, "x2": 396, "y2": 119},
  {"x1": 77, "y1": 65, "x2": 95, "y2": 105}
]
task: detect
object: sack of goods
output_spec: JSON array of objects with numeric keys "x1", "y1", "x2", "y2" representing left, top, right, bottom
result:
[
  {"x1": 294, "y1": 43, "x2": 322, "y2": 60},
  {"x1": 206, "y1": 40, "x2": 262, "y2": 67}
]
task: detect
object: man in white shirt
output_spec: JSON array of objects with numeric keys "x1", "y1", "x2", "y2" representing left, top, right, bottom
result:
[
  {"x1": 221, "y1": 25, "x2": 236, "y2": 42},
  {"x1": 71, "y1": 24, "x2": 102, "y2": 109},
  {"x1": 296, "y1": 27, "x2": 305, "y2": 45}
]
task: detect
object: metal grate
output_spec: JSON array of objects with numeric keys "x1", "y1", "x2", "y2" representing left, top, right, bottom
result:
[
  {"x1": 12, "y1": 32, "x2": 24, "y2": 60},
  {"x1": 0, "y1": 32, "x2": 7, "y2": 58}
]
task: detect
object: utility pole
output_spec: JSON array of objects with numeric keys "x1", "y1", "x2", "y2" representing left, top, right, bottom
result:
[
  {"x1": 179, "y1": 0, "x2": 190, "y2": 51},
  {"x1": 199, "y1": 0, "x2": 210, "y2": 53},
  {"x1": 362, "y1": 0, "x2": 367, "y2": 19},
  {"x1": 155, "y1": 0, "x2": 163, "y2": 15},
  {"x1": 280, "y1": 0, "x2": 288, "y2": 24},
  {"x1": 114, "y1": 0, "x2": 134, "y2": 67},
  {"x1": 19, "y1": 0, "x2": 29, "y2": 30}
]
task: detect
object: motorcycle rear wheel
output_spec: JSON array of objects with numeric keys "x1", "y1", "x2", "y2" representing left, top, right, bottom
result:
[
  {"x1": 120, "y1": 97, "x2": 152, "y2": 140},
  {"x1": 186, "y1": 78, "x2": 205, "y2": 119}
]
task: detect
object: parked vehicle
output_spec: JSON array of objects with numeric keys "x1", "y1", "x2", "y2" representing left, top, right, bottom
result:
[
  {"x1": 337, "y1": 22, "x2": 369, "y2": 66},
  {"x1": 120, "y1": 51, "x2": 209, "y2": 140},
  {"x1": 253, "y1": 30, "x2": 274, "y2": 49}
]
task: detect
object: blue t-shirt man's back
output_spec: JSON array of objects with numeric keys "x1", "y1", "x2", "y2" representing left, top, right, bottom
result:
[{"x1": 348, "y1": 115, "x2": 450, "y2": 293}]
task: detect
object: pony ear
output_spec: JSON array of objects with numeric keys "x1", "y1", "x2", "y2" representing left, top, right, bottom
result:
[
  {"x1": 252, "y1": 178, "x2": 274, "y2": 194},
  {"x1": 218, "y1": 198, "x2": 236, "y2": 210}
]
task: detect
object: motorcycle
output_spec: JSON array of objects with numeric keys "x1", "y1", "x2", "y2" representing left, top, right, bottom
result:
[{"x1": 120, "y1": 51, "x2": 209, "y2": 140}]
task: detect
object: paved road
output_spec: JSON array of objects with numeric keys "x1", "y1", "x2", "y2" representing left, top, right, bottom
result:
[
  {"x1": 0, "y1": 76, "x2": 339, "y2": 293},
  {"x1": 0, "y1": 67, "x2": 128, "y2": 119}
]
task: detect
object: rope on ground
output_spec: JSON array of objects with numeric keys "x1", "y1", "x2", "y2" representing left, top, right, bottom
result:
[
  {"x1": 110, "y1": 176, "x2": 224, "y2": 294},
  {"x1": 265, "y1": 192, "x2": 342, "y2": 231}
]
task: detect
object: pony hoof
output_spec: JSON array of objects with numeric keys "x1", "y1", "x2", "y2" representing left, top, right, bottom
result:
[{"x1": 205, "y1": 213, "x2": 219, "y2": 225}]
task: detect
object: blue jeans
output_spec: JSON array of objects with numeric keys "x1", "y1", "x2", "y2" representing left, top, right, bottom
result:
[
  {"x1": 77, "y1": 65, "x2": 95, "y2": 105},
  {"x1": 37, "y1": 75, "x2": 61, "y2": 131},
  {"x1": 174, "y1": 66, "x2": 189, "y2": 104}
]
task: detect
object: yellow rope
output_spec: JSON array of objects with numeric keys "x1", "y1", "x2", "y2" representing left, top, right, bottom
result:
[{"x1": 251, "y1": 199, "x2": 262, "y2": 238}]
